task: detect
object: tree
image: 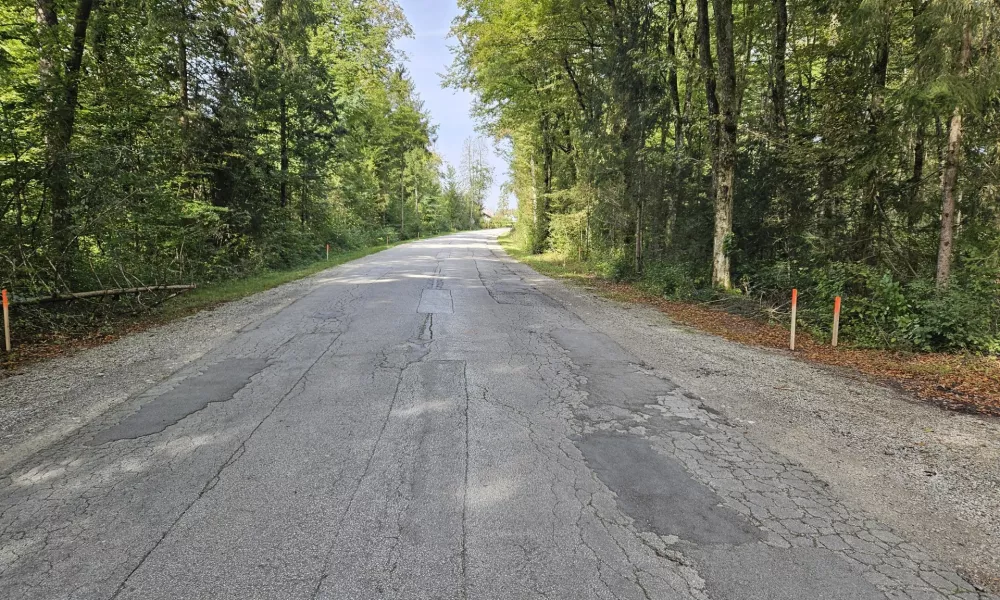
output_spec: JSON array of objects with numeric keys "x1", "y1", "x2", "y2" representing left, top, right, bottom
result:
[
  {"x1": 461, "y1": 136, "x2": 493, "y2": 229},
  {"x1": 1, "y1": 0, "x2": 460, "y2": 307},
  {"x1": 35, "y1": 0, "x2": 97, "y2": 277},
  {"x1": 935, "y1": 19, "x2": 973, "y2": 287},
  {"x1": 452, "y1": 0, "x2": 1000, "y2": 352}
]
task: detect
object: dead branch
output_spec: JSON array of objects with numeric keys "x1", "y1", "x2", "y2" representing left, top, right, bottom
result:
[{"x1": 11, "y1": 285, "x2": 197, "y2": 305}]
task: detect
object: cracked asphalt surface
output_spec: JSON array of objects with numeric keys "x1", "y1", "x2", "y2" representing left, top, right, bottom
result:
[{"x1": 1, "y1": 230, "x2": 996, "y2": 599}]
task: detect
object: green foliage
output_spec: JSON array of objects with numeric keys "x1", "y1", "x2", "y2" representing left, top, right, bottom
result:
[
  {"x1": 904, "y1": 283, "x2": 1000, "y2": 353},
  {"x1": 639, "y1": 262, "x2": 699, "y2": 300},
  {"x1": 1, "y1": 0, "x2": 479, "y2": 321},
  {"x1": 452, "y1": 0, "x2": 1000, "y2": 354},
  {"x1": 547, "y1": 210, "x2": 587, "y2": 256},
  {"x1": 784, "y1": 260, "x2": 1000, "y2": 353},
  {"x1": 593, "y1": 248, "x2": 635, "y2": 283}
]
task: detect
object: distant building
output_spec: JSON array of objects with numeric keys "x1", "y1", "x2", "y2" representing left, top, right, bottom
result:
[{"x1": 481, "y1": 208, "x2": 494, "y2": 219}]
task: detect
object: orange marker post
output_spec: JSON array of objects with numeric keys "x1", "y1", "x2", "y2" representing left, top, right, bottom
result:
[
  {"x1": 326, "y1": 244, "x2": 330, "y2": 261},
  {"x1": 2, "y1": 289, "x2": 10, "y2": 353},
  {"x1": 832, "y1": 296, "x2": 842, "y2": 348},
  {"x1": 789, "y1": 289, "x2": 798, "y2": 351}
]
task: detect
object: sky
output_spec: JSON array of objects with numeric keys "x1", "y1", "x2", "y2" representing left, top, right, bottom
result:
[{"x1": 395, "y1": 0, "x2": 508, "y2": 211}]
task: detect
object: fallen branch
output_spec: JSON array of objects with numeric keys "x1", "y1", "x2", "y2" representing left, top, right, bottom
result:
[{"x1": 12, "y1": 285, "x2": 197, "y2": 305}]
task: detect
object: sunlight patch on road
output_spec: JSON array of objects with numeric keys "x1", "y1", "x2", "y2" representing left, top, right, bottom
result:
[{"x1": 465, "y1": 478, "x2": 517, "y2": 507}]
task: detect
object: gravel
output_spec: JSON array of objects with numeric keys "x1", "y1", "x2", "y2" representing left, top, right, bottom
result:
[{"x1": 0, "y1": 259, "x2": 369, "y2": 473}]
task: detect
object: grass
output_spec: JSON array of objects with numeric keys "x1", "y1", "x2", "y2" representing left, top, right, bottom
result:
[
  {"x1": 498, "y1": 237, "x2": 595, "y2": 282},
  {"x1": 0, "y1": 237, "x2": 420, "y2": 373},
  {"x1": 158, "y1": 241, "x2": 404, "y2": 320},
  {"x1": 499, "y1": 233, "x2": 1000, "y2": 417}
]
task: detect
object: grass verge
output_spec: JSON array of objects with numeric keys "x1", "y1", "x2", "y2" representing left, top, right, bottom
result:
[
  {"x1": 158, "y1": 242, "x2": 402, "y2": 320},
  {"x1": 0, "y1": 239, "x2": 410, "y2": 374},
  {"x1": 499, "y1": 236, "x2": 1000, "y2": 417}
]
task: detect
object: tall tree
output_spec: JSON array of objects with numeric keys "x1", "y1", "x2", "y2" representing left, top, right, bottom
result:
[
  {"x1": 711, "y1": 0, "x2": 738, "y2": 288},
  {"x1": 936, "y1": 21, "x2": 973, "y2": 287},
  {"x1": 35, "y1": 0, "x2": 96, "y2": 274}
]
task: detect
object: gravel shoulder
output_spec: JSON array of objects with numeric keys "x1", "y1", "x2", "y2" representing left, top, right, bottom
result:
[
  {"x1": 508, "y1": 256, "x2": 1000, "y2": 592},
  {"x1": 0, "y1": 257, "x2": 375, "y2": 474},
  {"x1": 2, "y1": 236, "x2": 998, "y2": 593}
]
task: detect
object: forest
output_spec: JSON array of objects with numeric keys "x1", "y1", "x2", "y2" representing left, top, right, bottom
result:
[
  {"x1": 0, "y1": 0, "x2": 490, "y2": 326},
  {"x1": 451, "y1": 0, "x2": 1000, "y2": 352}
]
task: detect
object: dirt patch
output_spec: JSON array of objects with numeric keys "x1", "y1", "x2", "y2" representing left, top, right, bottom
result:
[{"x1": 577, "y1": 276, "x2": 1000, "y2": 418}]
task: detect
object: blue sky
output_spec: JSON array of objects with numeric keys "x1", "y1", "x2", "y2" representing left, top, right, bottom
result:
[{"x1": 395, "y1": 0, "x2": 508, "y2": 210}]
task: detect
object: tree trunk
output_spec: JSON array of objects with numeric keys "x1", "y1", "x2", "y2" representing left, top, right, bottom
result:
[
  {"x1": 36, "y1": 0, "x2": 96, "y2": 276},
  {"x1": 531, "y1": 151, "x2": 538, "y2": 235},
  {"x1": 712, "y1": 0, "x2": 737, "y2": 289},
  {"x1": 667, "y1": 0, "x2": 682, "y2": 133},
  {"x1": 697, "y1": 0, "x2": 720, "y2": 148},
  {"x1": 664, "y1": 0, "x2": 683, "y2": 251},
  {"x1": 178, "y1": 0, "x2": 189, "y2": 115},
  {"x1": 936, "y1": 24, "x2": 972, "y2": 288},
  {"x1": 532, "y1": 115, "x2": 553, "y2": 253},
  {"x1": 857, "y1": 25, "x2": 891, "y2": 263},
  {"x1": 907, "y1": 123, "x2": 925, "y2": 225},
  {"x1": 542, "y1": 122, "x2": 553, "y2": 238},
  {"x1": 36, "y1": 0, "x2": 61, "y2": 239},
  {"x1": 771, "y1": 0, "x2": 787, "y2": 132},
  {"x1": 698, "y1": 0, "x2": 723, "y2": 281},
  {"x1": 635, "y1": 201, "x2": 643, "y2": 270},
  {"x1": 279, "y1": 92, "x2": 288, "y2": 208},
  {"x1": 177, "y1": 0, "x2": 190, "y2": 182}
]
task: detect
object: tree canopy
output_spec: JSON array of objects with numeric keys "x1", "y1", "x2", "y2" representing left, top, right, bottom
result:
[
  {"x1": 1, "y1": 0, "x2": 482, "y2": 303},
  {"x1": 451, "y1": 0, "x2": 1000, "y2": 352}
]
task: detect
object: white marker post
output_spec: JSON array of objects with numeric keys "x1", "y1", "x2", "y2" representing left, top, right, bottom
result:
[
  {"x1": 2, "y1": 289, "x2": 10, "y2": 353},
  {"x1": 832, "y1": 296, "x2": 841, "y2": 347},
  {"x1": 789, "y1": 289, "x2": 798, "y2": 351}
]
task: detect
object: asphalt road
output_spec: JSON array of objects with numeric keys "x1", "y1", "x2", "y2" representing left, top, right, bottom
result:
[{"x1": 0, "y1": 230, "x2": 991, "y2": 599}]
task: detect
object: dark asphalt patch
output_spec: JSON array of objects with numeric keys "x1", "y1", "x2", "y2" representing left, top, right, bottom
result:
[
  {"x1": 90, "y1": 359, "x2": 269, "y2": 445},
  {"x1": 549, "y1": 328, "x2": 633, "y2": 365},
  {"x1": 551, "y1": 328, "x2": 681, "y2": 411},
  {"x1": 692, "y1": 544, "x2": 884, "y2": 600},
  {"x1": 579, "y1": 433, "x2": 885, "y2": 600},
  {"x1": 577, "y1": 432, "x2": 762, "y2": 545},
  {"x1": 488, "y1": 281, "x2": 561, "y2": 307}
]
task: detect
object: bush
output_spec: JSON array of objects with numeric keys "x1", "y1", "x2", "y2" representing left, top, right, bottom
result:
[
  {"x1": 548, "y1": 211, "x2": 587, "y2": 257},
  {"x1": 640, "y1": 261, "x2": 697, "y2": 299},
  {"x1": 593, "y1": 247, "x2": 635, "y2": 282},
  {"x1": 793, "y1": 260, "x2": 1000, "y2": 353},
  {"x1": 901, "y1": 276, "x2": 1000, "y2": 353}
]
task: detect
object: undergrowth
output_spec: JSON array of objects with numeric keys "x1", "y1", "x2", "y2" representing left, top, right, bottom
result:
[{"x1": 502, "y1": 230, "x2": 1000, "y2": 354}]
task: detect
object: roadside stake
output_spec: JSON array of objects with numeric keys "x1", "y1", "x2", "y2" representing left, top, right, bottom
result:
[
  {"x1": 790, "y1": 288, "x2": 798, "y2": 351},
  {"x1": 326, "y1": 244, "x2": 330, "y2": 261},
  {"x1": 2, "y1": 289, "x2": 10, "y2": 353},
  {"x1": 832, "y1": 296, "x2": 842, "y2": 348}
]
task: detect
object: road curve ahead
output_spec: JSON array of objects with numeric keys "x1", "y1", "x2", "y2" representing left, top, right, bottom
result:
[{"x1": 0, "y1": 230, "x2": 990, "y2": 600}]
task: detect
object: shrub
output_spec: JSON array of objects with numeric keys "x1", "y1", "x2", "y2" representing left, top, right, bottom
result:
[
  {"x1": 548, "y1": 211, "x2": 587, "y2": 257},
  {"x1": 640, "y1": 261, "x2": 697, "y2": 299},
  {"x1": 593, "y1": 247, "x2": 635, "y2": 282}
]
